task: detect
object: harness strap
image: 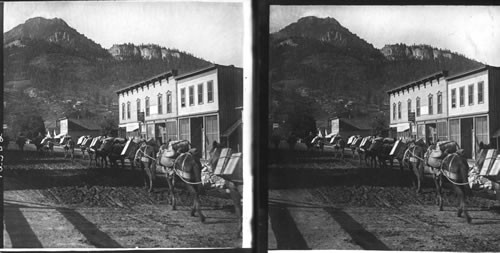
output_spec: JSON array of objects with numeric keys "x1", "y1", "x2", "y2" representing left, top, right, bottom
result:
[
  {"x1": 173, "y1": 153, "x2": 203, "y2": 185},
  {"x1": 137, "y1": 145, "x2": 156, "y2": 161},
  {"x1": 408, "y1": 146, "x2": 425, "y2": 162},
  {"x1": 439, "y1": 154, "x2": 469, "y2": 186}
]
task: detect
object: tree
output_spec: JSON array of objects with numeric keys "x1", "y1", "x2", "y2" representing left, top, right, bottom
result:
[
  {"x1": 17, "y1": 114, "x2": 46, "y2": 139},
  {"x1": 99, "y1": 116, "x2": 118, "y2": 136},
  {"x1": 371, "y1": 112, "x2": 388, "y2": 136}
]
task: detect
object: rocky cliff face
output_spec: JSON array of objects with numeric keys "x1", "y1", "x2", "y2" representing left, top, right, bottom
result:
[
  {"x1": 109, "y1": 44, "x2": 182, "y2": 60},
  {"x1": 381, "y1": 44, "x2": 453, "y2": 61},
  {"x1": 4, "y1": 17, "x2": 109, "y2": 58},
  {"x1": 272, "y1": 16, "x2": 380, "y2": 57}
]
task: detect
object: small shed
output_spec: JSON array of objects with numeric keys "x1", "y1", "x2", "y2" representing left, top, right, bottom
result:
[
  {"x1": 328, "y1": 117, "x2": 373, "y2": 138},
  {"x1": 57, "y1": 117, "x2": 101, "y2": 139}
]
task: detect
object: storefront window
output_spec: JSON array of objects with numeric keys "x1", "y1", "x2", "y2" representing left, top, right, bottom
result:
[{"x1": 449, "y1": 119, "x2": 460, "y2": 143}]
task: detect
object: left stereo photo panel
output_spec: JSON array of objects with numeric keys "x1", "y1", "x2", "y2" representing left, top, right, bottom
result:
[{"x1": 3, "y1": 0, "x2": 252, "y2": 249}]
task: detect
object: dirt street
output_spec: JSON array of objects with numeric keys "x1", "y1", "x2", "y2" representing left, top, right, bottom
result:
[
  {"x1": 3, "y1": 145, "x2": 242, "y2": 248},
  {"x1": 268, "y1": 146, "x2": 500, "y2": 251}
]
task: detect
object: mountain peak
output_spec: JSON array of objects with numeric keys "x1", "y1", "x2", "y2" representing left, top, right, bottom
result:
[
  {"x1": 296, "y1": 16, "x2": 341, "y2": 27},
  {"x1": 272, "y1": 16, "x2": 378, "y2": 58},
  {"x1": 24, "y1": 17, "x2": 69, "y2": 27},
  {"x1": 4, "y1": 16, "x2": 109, "y2": 59}
]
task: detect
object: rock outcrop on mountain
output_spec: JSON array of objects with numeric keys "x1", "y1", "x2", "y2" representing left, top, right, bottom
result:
[
  {"x1": 4, "y1": 17, "x2": 109, "y2": 59},
  {"x1": 272, "y1": 16, "x2": 381, "y2": 59},
  {"x1": 269, "y1": 16, "x2": 483, "y2": 135},
  {"x1": 108, "y1": 44, "x2": 183, "y2": 60},
  {"x1": 3, "y1": 17, "x2": 211, "y2": 137},
  {"x1": 381, "y1": 44, "x2": 454, "y2": 61}
]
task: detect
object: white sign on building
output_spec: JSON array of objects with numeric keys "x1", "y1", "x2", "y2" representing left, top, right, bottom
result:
[
  {"x1": 420, "y1": 105, "x2": 428, "y2": 116},
  {"x1": 331, "y1": 119, "x2": 339, "y2": 134},
  {"x1": 60, "y1": 119, "x2": 68, "y2": 135}
]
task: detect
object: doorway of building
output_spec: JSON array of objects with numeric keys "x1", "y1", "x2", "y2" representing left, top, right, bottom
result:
[
  {"x1": 460, "y1": 117, "x2": 473, "y2": 158},
  {"x1": 425, "y1": 123, "x2": 437, "y2": 144},
  {"x1": 190, "y1": 117, "x2": 203, "y2": 155}
]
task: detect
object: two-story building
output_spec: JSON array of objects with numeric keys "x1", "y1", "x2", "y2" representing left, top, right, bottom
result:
[
  {"x1": 116, "y1": 70, "x2": 177, "y2": 142},
  {"x1": 176, "y1": 65, "x2": 243, "y2": 158},
  {"x1": 387, "y1": 71, "x2": 449, "y2": 141},
  {"x1": 116, "y1": 64, "x2": 243, "y2": 158},
  {"x1": 446, "y1": 65, "x2": 500, "y2": 158}
]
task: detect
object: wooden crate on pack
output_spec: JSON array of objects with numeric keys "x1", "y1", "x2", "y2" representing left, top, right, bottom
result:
[
  {"x1": 479, "y1": 149, "x2": 498, "y2": 176},
  {"x1": 220, "y1": 153, "x2": 242, "y2": 182},
  {"x1": 353, "y1": 137, "x2": 362, "y2": 146},
  {"x1": 121, "y1": 139, "x2": 132, "y2": 156},
  {"x1": 390, "y1": 140, "x2": 402, "y2": 156},
  {"x1": 90, "y1": 137, "x2": 100, "y2": 149},
  {"x1": 488, "y1": 155, "x2": 500, "y2": 177},
  {"x1": 77, "y1": 136, "x2": 86, "y2": 145},
  {"x1": 214, "y1": 148, "x2": 232, "y2": 175},
  {"x1": 83, "y1": 137, "x2": 93, "y2": 147},
  {"x1": 347, "y1": 136, "x2": 355, "y2": 145},
  {"x1": 60, "y1": 136, "x2": 68, "y2": 145},
  {"x1": 311, "y1": 136, "x2": 320, "y2": 144},
  {"x1": 330, "y1": 135, "x2": 340, "y2": 144},
  {"x1": 360, "y1": 137, "x2": 369, "y2": 147}
]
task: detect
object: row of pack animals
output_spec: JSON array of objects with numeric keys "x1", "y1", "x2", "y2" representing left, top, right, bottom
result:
[
  {"x1": 131, "y1": 139, "x2": 243, "y2": 237},
  {"x1": 61, "y1": 136, "x2": 244, "y2": 235},
  {"x1": 347, "y1": 135, "x2": 476, "y2": 224},
  {"x1": 306, "y1": 134, "x2": 347, "y2": 159}
]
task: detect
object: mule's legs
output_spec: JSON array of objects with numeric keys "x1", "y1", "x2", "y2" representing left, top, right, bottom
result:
[
  {"x1": 434, "y1": 174, "x2": 443, "y2": 211},
  {"x1": 411, "y1": 161, "x2": 424, "y2": 194},
  {"x1": 453, "y1": 184, "x2": 472, "y2": 223},
  {"x1": 188, "y1": 185, "x2": 206, "y2": 222},
  {"x1": 167, "y1": 175, "x2": 176, "y2": 210},
  {"x1": 145, "y1": 163, "x2": 154, "y2": 192},
  {"x1": 399, "y1": 158, "x2": 405, "y2": 172},
  {"x1": 140, "y1": 163, "x2": 151, "y2": 191}
]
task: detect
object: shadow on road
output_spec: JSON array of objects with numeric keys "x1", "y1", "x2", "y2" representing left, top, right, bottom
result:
[{"x1": 4, "y1": 201, "x2": 123, "y2": 248}]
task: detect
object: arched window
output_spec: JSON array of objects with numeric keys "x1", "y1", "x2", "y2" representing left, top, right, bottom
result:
[
  {"x1": 158, "y1": 93, "x2": 163, "y2": 114},
  {"x1": 122, "y1": 103, "x2": 125, "y2": 120},
  {"x1": 407, "y1": 99, "x2": 412, "y2": 119},
  {"x1": 416, "y1": 97, "x2": 421, "y2": 117},
  {"x1": 145, "y1": 97, "x2": 150, "y2": 116},
  {"x1": 437, "y1": 92, "x2": 442, "y2": 114},
  {"x1": 127, "y1": 102, "x2": 131, "y2": 119},
  {"x1": 393, "y1": 103, "x2": 396, "y2": 120},
  {"x1": 428, "y1": 94, "x2": 433, "y2": 115},
  {"x1": 166, "y1": 91, "x2": 172, "y2": 113},
  {"x1": 398, "y1": 102, "x2": 402, "y2": 119},
  {"x1": 137, "y1": 99, "x2": 141, "y2": 118}
]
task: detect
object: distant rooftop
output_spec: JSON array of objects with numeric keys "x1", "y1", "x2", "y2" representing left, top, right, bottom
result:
[{"x1": 386, "y1": 71, "x2": 448, "y2": 95}]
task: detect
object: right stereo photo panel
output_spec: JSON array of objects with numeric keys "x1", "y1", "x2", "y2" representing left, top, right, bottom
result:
[{"x1": 267, "y1": 5, "x2": 500, "y2": 251}]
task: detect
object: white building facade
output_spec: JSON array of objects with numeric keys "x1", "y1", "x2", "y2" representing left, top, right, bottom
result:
[
  {"x1": 117, "y1": 70, "x2": 178, "y2": 142},
  {"x1": 176, "y1": 65, "x2": 243, "y2": 158},
  {"x1": 447, "y1": 66, "x2": 500, "y2": 158},
  {"x1": 116, "y1": 65, "x2": 243, "y2": 158},
  {"x1": 387, "y1": 65, "x2": 500, "y2": 159},
  {"x1": 387, "y1": 71, "x2": 448, "y2": 141}
]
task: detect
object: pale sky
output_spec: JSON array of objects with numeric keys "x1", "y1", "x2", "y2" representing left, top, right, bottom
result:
[
  {"x1": 4, "y1": 1, "x2": 245, "y2": 66},
  {"x1": 270, "y1": 6, "x2": 500, "y2": 66}
]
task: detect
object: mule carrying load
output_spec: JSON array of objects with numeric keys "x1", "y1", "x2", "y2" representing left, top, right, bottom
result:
[
  {"x1": 157, "y1": 140, "x2": 191, "y2": 172},
  {"x1": 427, "y1": 141, "x2": 461, "y2": 168},
  {"x1": 473, "y1": 149, "x2": 500, "y2": 200}
]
